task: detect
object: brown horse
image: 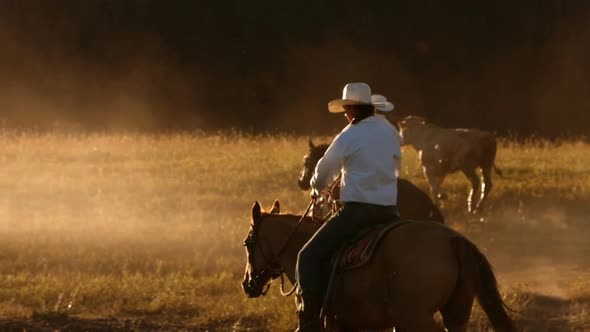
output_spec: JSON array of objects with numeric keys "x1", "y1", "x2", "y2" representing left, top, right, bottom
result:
[
  {"x1": 242, "y1": 200, "x2": 515, "y2": 332},
  {"x1": 298, "y1": 139, "x2": 445, "y2": 223}
]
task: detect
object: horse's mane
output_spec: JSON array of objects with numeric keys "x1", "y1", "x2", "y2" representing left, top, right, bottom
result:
[
  {"x1": 260, "y1": 212, "x2": 315, "y2": 226},
  {"x1": 262, "y1": 212, "x2": 309, "y2": 221},
  {"x1": 261, "y1": 212, "x2": 302, "y2": 218}
]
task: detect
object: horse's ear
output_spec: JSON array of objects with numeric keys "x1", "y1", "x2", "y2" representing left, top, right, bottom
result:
[
  {"x1": 251, "y1": 201, "x2": 262, "y2": 225},
  {"x1": 269, "y1": 200, "x2": 280, "y2": 214},
  {"x1": 308, "y1": 138, "x2": 315, "y2": 149}
]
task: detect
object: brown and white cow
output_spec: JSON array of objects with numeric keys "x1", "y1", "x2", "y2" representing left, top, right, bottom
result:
[{"x1": 398, "y1": 116, "x2": 502, "y2": 214}]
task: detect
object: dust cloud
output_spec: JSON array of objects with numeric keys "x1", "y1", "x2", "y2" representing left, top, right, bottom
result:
[
  {"x1": 0, "y1": 21, "x2": 205, "y2": 132},
  {"x1": 456, "y1": 200, "x2": 590, "y2": 299}
]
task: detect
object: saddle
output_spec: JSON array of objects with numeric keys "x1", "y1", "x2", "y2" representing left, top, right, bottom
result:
[{"x1": 333, "y1": 222, "x2": 405, "y2": 271}]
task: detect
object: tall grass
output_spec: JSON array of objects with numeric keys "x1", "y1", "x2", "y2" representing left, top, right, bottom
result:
[{"x1": 0, "y1": 131, "x2": 588, "y2": 330}]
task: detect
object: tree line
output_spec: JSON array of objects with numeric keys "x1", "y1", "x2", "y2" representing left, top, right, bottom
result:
[{"x1": 0, "y1": 0, "x2": 588, "y2": 136}]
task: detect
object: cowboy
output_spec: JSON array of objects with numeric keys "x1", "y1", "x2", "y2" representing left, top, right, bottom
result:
[
  {"x1": 371, "y1": 93, "x2": 396, "y2": 125},
  {"x1": 295, "y1": 83, "x2": 401, "y2": 331}
]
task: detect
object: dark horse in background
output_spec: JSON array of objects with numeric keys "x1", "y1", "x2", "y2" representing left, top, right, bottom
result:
[{"x1": 298, "y1": 139, "x2": 445, "y2": 223}]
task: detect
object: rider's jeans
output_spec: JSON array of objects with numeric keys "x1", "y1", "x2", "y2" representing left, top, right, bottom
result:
[{"x1": 295, "y1": 202, "x2": 399, "y2": 296}]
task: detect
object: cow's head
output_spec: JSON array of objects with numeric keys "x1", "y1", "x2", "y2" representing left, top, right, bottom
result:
[{"x1": 398, "y1": 116, "x2": 427, "y2": 145}]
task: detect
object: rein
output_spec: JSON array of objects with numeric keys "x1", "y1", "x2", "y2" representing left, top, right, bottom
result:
[{"x1": 280, "y1": 273, "x2": 298, "y2": 296}]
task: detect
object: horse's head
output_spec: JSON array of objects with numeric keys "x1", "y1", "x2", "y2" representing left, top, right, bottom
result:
[
  {"x1": 398, "y1": 115, "x2": 428, "y2": 146},
  {"x1": 241, "y1": 200, "x2": 282, "y2": 298},
  {"x1": 297, "y1": 139, "x2": 329, "y2": 191}
]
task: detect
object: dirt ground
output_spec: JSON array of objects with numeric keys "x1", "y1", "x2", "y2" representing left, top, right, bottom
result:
[
  {"x1": 0, "y1": 315, "x2": 273, "y2": 331},
  {"x1": 459, "y1": 200, "x2": 590, "y2": 331},
  {"x1": 0, "y1": 317, "x2": 224, "y2": 332}
]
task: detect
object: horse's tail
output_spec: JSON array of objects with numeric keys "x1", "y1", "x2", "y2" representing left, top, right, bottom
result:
[{"x1": 453, "y1": 236, "x2": 516, "y2": 332}]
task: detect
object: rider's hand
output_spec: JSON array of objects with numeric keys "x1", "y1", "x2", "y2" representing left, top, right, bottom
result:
[{"x1": 310, "y1": 188, "x2": 319, "y2": 199}]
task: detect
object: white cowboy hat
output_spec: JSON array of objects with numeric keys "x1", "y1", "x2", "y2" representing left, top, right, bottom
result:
[
  {"x1": 371, "y1": 94, "x2": 395, "y2": 112},
  {"x1": 328, "y1": 82, "x2": 373, "y2": 113}
]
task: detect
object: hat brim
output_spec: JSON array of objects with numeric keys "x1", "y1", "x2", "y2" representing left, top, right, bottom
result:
[
  {"x1": 374, "y1": 101, "x2": 395, "y2": 112},
  {"x1": 328, "y1": 99, "x2": 373, "y2": 113}
]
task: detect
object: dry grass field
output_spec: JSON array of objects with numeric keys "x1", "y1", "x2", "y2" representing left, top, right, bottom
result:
[{"x1": 0, "y1": 131, "x2": 588, "y2": 331}]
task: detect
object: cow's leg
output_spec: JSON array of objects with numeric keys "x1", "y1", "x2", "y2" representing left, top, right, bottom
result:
[
  {"x1": 423, "y1": 166, "x2": 446, "y2": 204},
  {"x1": 461, "y1": 168, "x2": 480, "y2": 213},
  {"x1": 474, "y1": 166, "x2": 493, "y2": 213}
]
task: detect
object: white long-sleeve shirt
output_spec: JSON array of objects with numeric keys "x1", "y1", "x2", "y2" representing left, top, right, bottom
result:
[{"x1": 310, "y1": 115, "x2": 401, "y2": 206}]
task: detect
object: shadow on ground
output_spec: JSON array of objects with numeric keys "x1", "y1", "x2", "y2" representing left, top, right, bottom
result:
[
  {"x1": 0, "y1": 316, "x2": 228, "y2": 332},
  {"x1": 0, "y1": 313, "x2": 272, "y2": 332},
  {"x1": 470, "y1": 292, "x2": 590, "y2": 332}
]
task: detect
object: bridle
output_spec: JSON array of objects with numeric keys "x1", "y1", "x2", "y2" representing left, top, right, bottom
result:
[
  {"x1": 243, "y1": 199, "x2": 315, "y2": 297},
  {"x1": 243, "y1": 226, "x2": 282, "y2": 296}
]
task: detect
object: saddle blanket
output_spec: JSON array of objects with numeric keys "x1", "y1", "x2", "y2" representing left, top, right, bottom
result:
[{"x1": 334, "y1": 221, "x2": 409, "y2": 271}]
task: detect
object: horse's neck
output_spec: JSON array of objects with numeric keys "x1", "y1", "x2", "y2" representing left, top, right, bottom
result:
[
  {"x1": 262, "y1": 214, "x2": 317, "y2": 282},
  {"x1": 311, "y1": 144, "x2": 330, "y2": 169}
]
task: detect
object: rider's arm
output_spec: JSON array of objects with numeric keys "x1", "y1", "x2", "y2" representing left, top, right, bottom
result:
[{"x1": 310, "y1": 135, "x2": 346, "y2": 192}]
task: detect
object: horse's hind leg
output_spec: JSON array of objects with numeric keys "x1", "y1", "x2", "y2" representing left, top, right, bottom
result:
[
  {"x1": 402, "y1": 318, "x2": 445, "y2": 332},
  {"x1": 398, "y1": 313, "x2": 445, "y2": 332},
  {"x1": 440, "y1": 285, "x2": 475, "y2": 332}
]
